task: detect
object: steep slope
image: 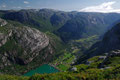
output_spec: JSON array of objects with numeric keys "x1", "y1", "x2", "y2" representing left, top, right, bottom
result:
[
  {"x1": 0, "y1": 18, "x2": 56, "y2": 75},
  {"x1": 1, "y1": 9, "x2": 120, "y2": 42},
  {"x1": 57, "y1": 13, "x2": 120, "y2": 42},
  {"x1": 77, "y1": 22, "x2": 120, "y2": 64},
  {"x1": 88, "y1": 23, "x2": 120, "y2": 56}
]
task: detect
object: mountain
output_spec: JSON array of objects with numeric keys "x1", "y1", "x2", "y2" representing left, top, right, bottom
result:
[
  {"x1": 1, "y1": 9, "x2": 71, "y2": 32},
  {"x1": 1, "y1": 9, "x2": 120, "y2": 80},
  {"x1": 77, "y1": 22, "x2": 120, "y2": 64},
  {"x1": 57, "y1": 12, "x2": 120, "y2": 42},
  {"x1": 88, "y1": 23, "x2": 120, "y2": 56},
  {"x1": 0, "y1": 18, "x2": 59, "y2": 75},
  {"x1": 1, "y1": 9, "x2": 120, "y2": 42},
  {"x1": 1, "y1": 9, "x2": 120, "y2": 78},
  {"x1": 1, "y1": 9, "x2": 120, "y2": 74},
  {"x1": 72, "y1": 22, "x2": 120, "y2": 79}
]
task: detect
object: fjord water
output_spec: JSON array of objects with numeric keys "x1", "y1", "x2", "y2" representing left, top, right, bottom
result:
[{"x1": 24, "y1": 64, "x2": 59, "y2": 76}]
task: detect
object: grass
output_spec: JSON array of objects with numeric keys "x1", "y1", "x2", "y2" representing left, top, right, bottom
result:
[
  {"x1": 52, "y1": 51, "x2": 75, "y2": 71},
  {"x1": 75, "y1": 35, "x2": 98, "y2": 43},
  {"x1": 0, "y1": 75, "x2": 29, "y2": 80},
  {"x1": 68, "y1": 35, "x2": 99, "y2": 57},
  {"x1": 28, "y1": 65, "x2": 120, "y2": 80},
  {"x1": 56, "y1": 64, "x2": 69, "y2": 71},
  {"x1": 104, "y1": 57, "x2": 120, "y2": 67},
  {"x1": 1, "y1": 56, "x2": 120, "y2": 80},
  {"x1": 88, "y1": 56, "x2": 100, "y2": 61}
]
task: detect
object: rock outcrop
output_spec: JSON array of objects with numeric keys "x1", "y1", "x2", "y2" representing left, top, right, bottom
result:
[
  {"x1": 0, "y1": 19, "x2": 54, "y2": 74},
  {"x1": 12, "y1": 27, "x2": 50, "y2": 64},
  {"x1": 0, "y1": 18, "x2": 7, "y2": 27}
]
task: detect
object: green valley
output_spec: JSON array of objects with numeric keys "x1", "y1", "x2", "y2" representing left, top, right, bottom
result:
[{"x1": 0, "y1": 8, "x2": 120, "y2": 80}]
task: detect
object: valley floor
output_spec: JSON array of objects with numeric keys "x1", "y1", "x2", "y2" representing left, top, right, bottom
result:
[{"x1": 1, "y1": 56, "x2": 120, "y2": 80}]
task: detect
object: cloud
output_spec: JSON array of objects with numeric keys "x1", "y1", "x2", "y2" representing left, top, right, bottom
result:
[
  {"x1": 26, "y1": 6, "x2": 31, "y2": 8},
  {"x1": 2, "y1": 4, "x2": 6, "y2": 8},
  {"x1": 24, "y1": 1, "x2": 29, "y2": 4},
  {"x1": 12, "y1": 6, "x2": 22, "y2": 9},
  {"x1": 17, "y1": 6, "x2": 22, "y2": 9},
  {"x1": 79, "y1": 1, "x2": 120, "y2": 13},
  {"x1": 0, "y1": 4, "x2": 7, "y2": 10}
]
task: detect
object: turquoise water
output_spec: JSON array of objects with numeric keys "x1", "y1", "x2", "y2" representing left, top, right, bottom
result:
[{"x1": 24, "y1": 64, "x2": 59, "y2": 76}]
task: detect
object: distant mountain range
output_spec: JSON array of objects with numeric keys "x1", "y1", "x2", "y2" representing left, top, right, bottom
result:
[{"x1": 1, "y1": 9, "x2": 120, "y2": 42}]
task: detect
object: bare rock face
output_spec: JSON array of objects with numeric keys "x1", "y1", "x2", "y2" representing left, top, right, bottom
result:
[
  {"x1": 0, "y1": 18, "x2": 7, "y2": 27},
  {"x1": 108, "y1": 50, "x2": 120, "y2": 57},
  {"x1": 0, "y1": 20, "x2": 54, "y2": 69},
  {"x1": 13, "y1": 27, "x2": 49, "y2": 53},
  {"x1": 0, "y1": 18, "x2": 9, "y2": 47},
  {"x1": 12, "y1": 27, "x2": 50, "y2": 64},
  {"x1": 0, "y1": 31, "x2": 12, "y2": 47},
  {"x1": 0, "y1": 18, "x2": 56, "y2": 75},
  {"x1": 0, "y1": 33, "x2": 8, "y2": 47}
]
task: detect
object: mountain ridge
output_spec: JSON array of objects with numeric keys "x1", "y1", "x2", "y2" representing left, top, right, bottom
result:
[{"x1": 1, "y1": 9, "x2": 120, "y2": 41}]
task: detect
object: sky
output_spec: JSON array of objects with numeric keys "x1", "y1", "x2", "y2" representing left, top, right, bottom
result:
[{"x1": 0, "y1": 0, "x2": 120, "y2": 13}]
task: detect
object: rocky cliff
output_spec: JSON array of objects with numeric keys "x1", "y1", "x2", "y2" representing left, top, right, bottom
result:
[
  {"x1": 0, "y1": 18, "x2": 54, "y2": 75},
  {"x1": 0, "y1": 18, "x2": 7, "y2": 27}
]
